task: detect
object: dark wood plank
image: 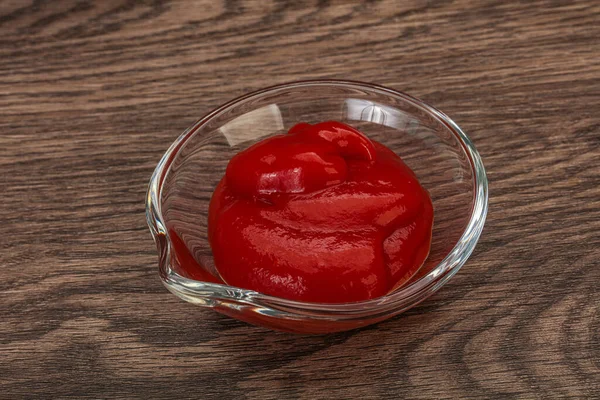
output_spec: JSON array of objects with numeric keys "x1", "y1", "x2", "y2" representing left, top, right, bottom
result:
[{"x1": 1, "y1": 0, "x2": 598, "y2": 398}]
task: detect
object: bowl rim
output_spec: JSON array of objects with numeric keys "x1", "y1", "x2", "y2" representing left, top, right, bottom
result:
[{"x1": 146, "y1": 79, "x2": 488, "y2": 318}]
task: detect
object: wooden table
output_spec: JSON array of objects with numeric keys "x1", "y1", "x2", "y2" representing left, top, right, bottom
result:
[{"x1": 2, "y1": 1, "x2": 598, "y2": 398}]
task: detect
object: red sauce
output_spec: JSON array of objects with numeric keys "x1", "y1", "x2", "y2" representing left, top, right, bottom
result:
[{"x1": 208, "y1": 121, "x2": 433, "y2": 303}]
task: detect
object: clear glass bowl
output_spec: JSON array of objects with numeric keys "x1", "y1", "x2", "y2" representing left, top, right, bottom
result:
[{"x1": 146, "y1": 80, "x2": 488, "y2": 334}]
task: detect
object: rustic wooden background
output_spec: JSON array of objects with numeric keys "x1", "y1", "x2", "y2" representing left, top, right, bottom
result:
[{"x1": 1, "y1": 1, "x2": 598, "y2": 398}]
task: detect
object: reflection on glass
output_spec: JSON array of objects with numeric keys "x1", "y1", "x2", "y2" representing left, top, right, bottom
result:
[
  {"x1": 220, "y1": 104, "x2": 283, "y2": 146},
  {"x1": 343, "y1": 98, "x2": 419, "y2": 133}
]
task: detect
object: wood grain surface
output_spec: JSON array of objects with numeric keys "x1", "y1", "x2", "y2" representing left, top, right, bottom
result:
[{"x1": 1, "y1": 0, "x2": 599, "y2": 398}]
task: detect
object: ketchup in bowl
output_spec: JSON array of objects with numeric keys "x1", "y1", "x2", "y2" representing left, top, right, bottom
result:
[{"x1": 208, "y1": 121, "x2": 433, "y2": 303}]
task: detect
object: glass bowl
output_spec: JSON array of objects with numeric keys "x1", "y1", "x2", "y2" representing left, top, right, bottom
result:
[{"x1": 146, "y1": 80, "x2": 488, "y2": 334}]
